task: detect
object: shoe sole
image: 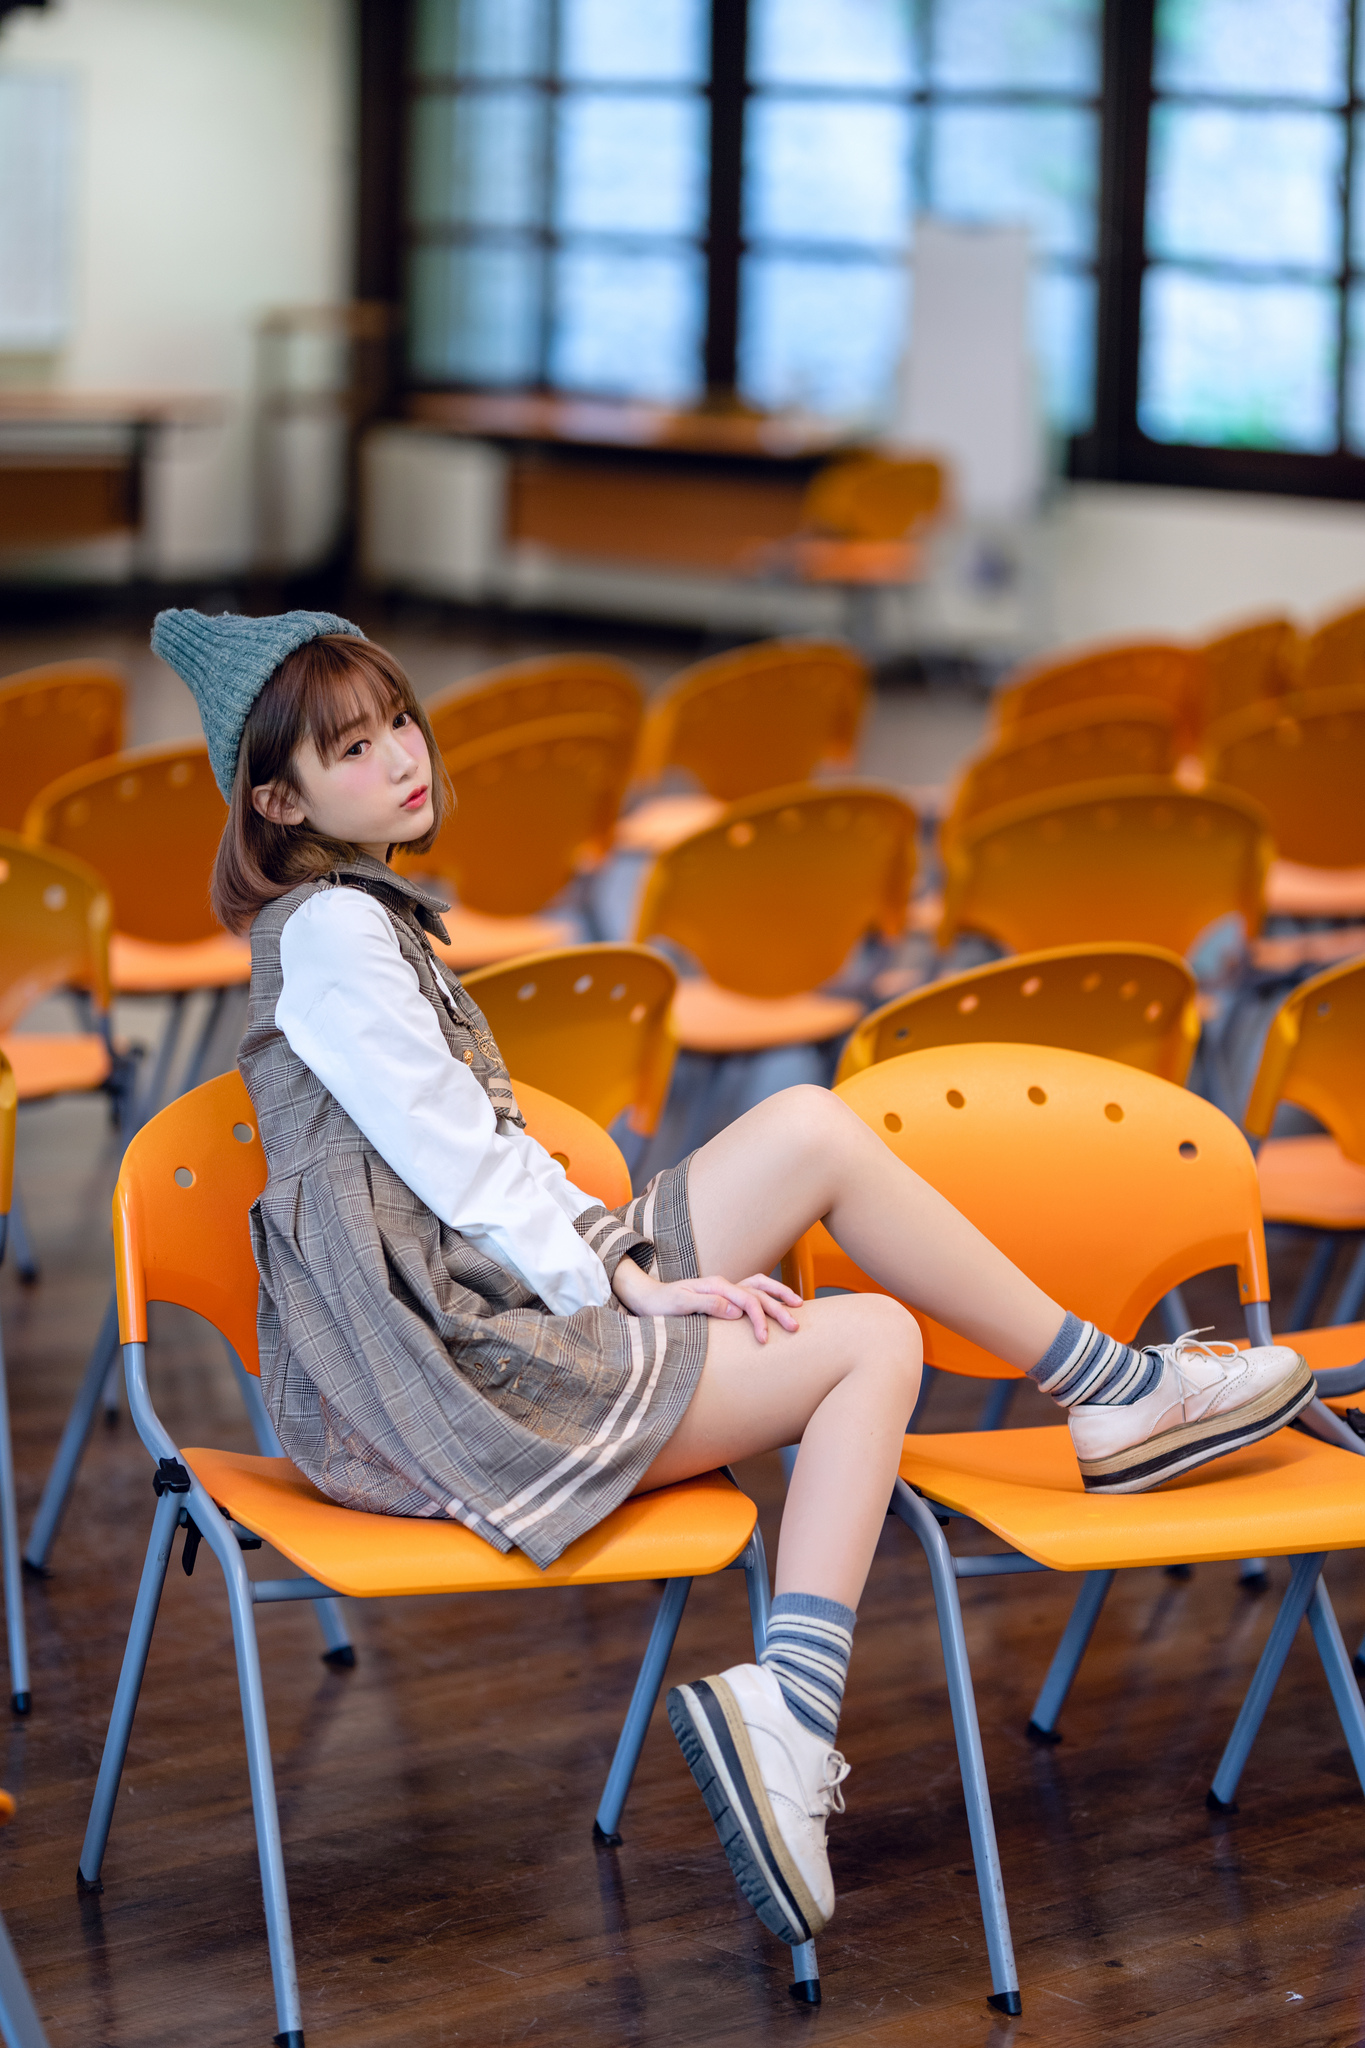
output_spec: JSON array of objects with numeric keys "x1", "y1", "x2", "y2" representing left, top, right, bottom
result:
[
  {"x1": 666, "y1": 1676, "x2": 826, "y2": 1945},
  {"x1": 1077, "y1": 1356, "x2": 1315, "y2": 1493}
]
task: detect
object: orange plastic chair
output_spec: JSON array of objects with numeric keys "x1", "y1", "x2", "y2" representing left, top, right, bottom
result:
[
  {"x1": 1295, "y1": 599, "x2": 1365, "y2": 696},
  {"x1": 424, "y1": 653, "x2": 644, "y2": 757},
  {"x1": 943, "y1": 699, "x2": 1178, "y2": 845},
  {"x1": 0, "y1": 660, "x2": 125, "y2": 833},
  {"x1": 622, "y1": 640, "x2": 868, "y2": 856},
  {"x1": 836, "y1": 943, "x2": 1200, "y2": 1089},
  {"x1": 939, "y1": 777, "x2": 1273, "y2": 958},
  {"x1": 1203, "y1": 686, "x2": 1365, "y2": 874},
  {"x1": 994, "y1": 640, "x2": 1206, "y2": 751},
  {"x1": 461, "y1": 943, "x2": 677, "y2": 1138},
  {"x1": 396, "y1": 712, "x2": 637, "y2": 970},
  {"x1": 77, "y1": 1071, "x2": 785, "y2": 2039},
  {"x1": 0, "y1": 833, "x2": 114, "y2": 1111},
  {"x1": 0, "y1": 1051, "x2": 30, "y2": 1714},
  {"x1": 781, "y1": 1042, "x2": 1365, "y2": 2011},
  {"x1": 788, "y1": 455, "x2": 946, "y2": 586},
  {"x1": 23, "y1": 741, "x2": 252, "y2": 1110},
  {"x1": 634, "y1": 782, "x2": 917, "y2": 1054},
  {"x1": 1197, "y1": 615, "x2": 1296, "y2": 728}
]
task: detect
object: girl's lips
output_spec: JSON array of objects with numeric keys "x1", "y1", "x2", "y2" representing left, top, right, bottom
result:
[{"x1": 401, "y1": 784, "x2": 429, "y2": 812}]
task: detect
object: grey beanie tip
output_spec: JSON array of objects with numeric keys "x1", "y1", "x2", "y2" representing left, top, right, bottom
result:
[{"x1": 150, "y1": 607, "x2": 366, "y2": 799}]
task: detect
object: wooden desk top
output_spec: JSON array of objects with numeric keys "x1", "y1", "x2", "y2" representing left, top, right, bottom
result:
[
  {"x1": 406, "y1": 389, "x2": 857, "y2": 461},
  {"x1": 0, "y1": 390, "x2": 223, "y2": 427}
]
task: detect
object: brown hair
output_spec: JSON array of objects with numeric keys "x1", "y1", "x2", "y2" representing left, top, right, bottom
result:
[{"x1": 210, "y1": 634, "x2": 448, "y2": 933}]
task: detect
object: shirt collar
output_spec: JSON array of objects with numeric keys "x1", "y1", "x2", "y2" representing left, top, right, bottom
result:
[{"x1": 329, "y1": 853, "x2": 452, "y2": 944}]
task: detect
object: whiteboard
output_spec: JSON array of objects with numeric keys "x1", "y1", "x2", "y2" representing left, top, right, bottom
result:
[{"x1": 0, "y1": 71, "x2": 74, "y2": 351}]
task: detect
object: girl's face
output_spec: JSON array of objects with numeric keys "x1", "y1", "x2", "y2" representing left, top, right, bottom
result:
[{"x1": 252, "y1": 696, "x2": 434, "y2": 860}]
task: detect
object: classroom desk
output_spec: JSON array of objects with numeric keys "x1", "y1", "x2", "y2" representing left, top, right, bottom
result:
[{"x1": 0, "y1": 391, "x2": 221, "y2": 557}]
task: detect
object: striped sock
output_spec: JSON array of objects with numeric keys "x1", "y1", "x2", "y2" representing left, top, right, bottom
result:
[
  {"x1": 1030, "y1": 1309, "x2": 1160, "y2": 1408},
  {"x1": 760, "y1": 1592, "x2": 855, "y2": 1742}
]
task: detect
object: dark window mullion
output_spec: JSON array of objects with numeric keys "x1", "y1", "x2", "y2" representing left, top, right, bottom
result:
[
  {"x1": 704, "y1": 0, "x2": 748, "y2": 394},
  {"x1": 1338, "y1": 0, "x2": 1359, "y2": 449},
  {"x1": 534, "y1": 0, "x2": 564, "y2": 390}
]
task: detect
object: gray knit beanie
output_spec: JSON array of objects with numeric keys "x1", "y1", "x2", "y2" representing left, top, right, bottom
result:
[{"x1": 150, "y1": 608, "x2": 366, "y2": 800}]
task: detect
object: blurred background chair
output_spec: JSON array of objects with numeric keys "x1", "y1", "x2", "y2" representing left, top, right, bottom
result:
[
  {"x1": 0, "y1": 1052, "x2": 30, "y2": 1716},
  {"x1": 781, "y1": 455, "x2": 947, "y2": 649},
  {"x1": 1197, "y1": 615, "x2": 1296, "y2": 728},
  {"x1": 992, "y1": 640, "x2": 1207, "y2": 752},
  {"x1": 424, "y1": 652, "x2": 644, "y2": 757},
  {"x1": 942, "y1": 699, "x2": 1179, "y2": 846},
  {"x1": 1293, "y1": 599, "x2": 1365, "y2": 697},
  {"x1": 0, "y1": 662, "x2": 125, "y2": 835},
  {"x1": 1203, "y1": 687, "x2": 1365, "y2": 922}
]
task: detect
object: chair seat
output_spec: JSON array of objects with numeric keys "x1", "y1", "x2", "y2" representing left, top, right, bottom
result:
[
  {"x1": 1252, "y1": 926, "x2": 1365, "y2": 973},
  {"x1": 900, "y1": 1423, "x2": 1365, "y2": 1572},
  {"x1": 1265, "y1": 860, "x2": 1365, "y2": 919},
  {"x1": 1258, "y1": 1133, "x2": 1365, "y2": 1230},
  {"x1": 1282, "y1": 1322, "x2": 1365, "y2": 1379},
  {"x1": 670, "y1": 978, "x2": 862, "y2": 1053},
  {"x1": 615, "y1": 794, "x2": 725, "y2": 856},
  {"x1": 0, "y1": 1031, "x2": 109, "y2": 1099},
  {"x1": 183, "y1": 1451, "x2": 756, "y2": 1598},
  {"x1": 111, "y1": 931, "x2": 252, "y2": 994},
  {"x1": 428, "y1": 905, "x2": 576, "y2": 972}
]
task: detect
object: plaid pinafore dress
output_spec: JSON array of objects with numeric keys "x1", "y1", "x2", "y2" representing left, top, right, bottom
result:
[{"x1": 237, "y1": 857, "x2": 707, "y2": 1569}]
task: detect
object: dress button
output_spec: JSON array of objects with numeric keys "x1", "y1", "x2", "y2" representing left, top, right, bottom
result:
[{"x1": 463, "y1": 1048, "x2": 474, "y2": 1063}]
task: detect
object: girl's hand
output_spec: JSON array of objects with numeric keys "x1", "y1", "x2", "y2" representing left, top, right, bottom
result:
[{"x1": 611, "y1": 1259, "x2": 801, "y2": 1344}]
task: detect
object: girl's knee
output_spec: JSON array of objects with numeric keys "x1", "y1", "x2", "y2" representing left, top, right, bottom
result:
[
  {"x1": 773, "y1": 1083, "x2": 864, "y2": 1154},
  {"x1": 853, "y1": 1292, "x2": 923, "y2": 1375}
]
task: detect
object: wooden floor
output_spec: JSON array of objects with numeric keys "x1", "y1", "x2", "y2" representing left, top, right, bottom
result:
[{"x1": 4, "y1": 1085, "x2": 1365, "y2": 2048}]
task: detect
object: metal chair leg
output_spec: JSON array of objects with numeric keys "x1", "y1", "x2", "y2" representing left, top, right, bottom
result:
[
  {"x1": 1329, "y1": 1241, "x2": 1365, "y2": 1327},
  {"x1": 6, "y1": 1192, "x2": 37, "y2": 1285},
  {"x1": 179, "y1": 987, "x2": 229, "y2": 1099},
  {"x1": 24, "y1": 1292, "x2": 120, "y2": 1573},
  {"x1": 976, "y1": 1380, "x2": 1017, "y2": 1431},
  {"x1": 1026, "y1": 1570, "x2": 1115, "y2": 1742},
  {"x1": 133, "y1": 992, "x2": 186, "y2": 1127},
  {"x1": 1157, "y1": 1285, "x2": 1192, "y2": 1342},
  {"x1": 893, "y1": 1479, "x2": 1021, "y2": 2014},
  {"x1": 1208, "y1": 1551, "x2": 1325, "y2": 1811},
  {"x1": 0, "y1": 1908, "x2": 51, "y2": 2048},
  {"x1": 1289, "y1": 1234, "x2": 1339, "y2": 1331},
  {"x1": 0, "y1": 1318, "x2": 30, "y2": 1713},
  {"x1": 593, "y1": 1576, "x2": 693, "y2": 1844},
  {"x1": 740, "y1": 1525, "x2": 771, "y2": 1657},
  {"x1": 1306, "y1": 1576, "x2": 1365, "y2": 1797}
]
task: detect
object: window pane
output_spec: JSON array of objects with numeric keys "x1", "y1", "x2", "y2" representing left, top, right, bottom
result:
[
  {"x1": 551, "y1": 247, "x2": 704, "y2": 401},
  {"x1": 1147, "y1": 106, "x2": 1342, "y2": 271},
  {"x1": 738, "y1": 255, "x2": 906, "y2": 418},
  {"x1": 1139, "y1": 268, "x2": 1338, "y2": 450},
  {"x1": 1154, "y1": 0, "x2": 1343, "y2": 101},
  {"x1": 928, "y1": 107, "x2": 1099, "y2": 262},
  {"x1": 1033, "y1": 267, "x2": 1097, "y2": 432},
  {"x1": 409, "y1": 92, "x2": 545, "y2": 230},
  {"x1": 1350, "y1": 112, "x2": 1365, "y2": 268},
  {"x1": 748, "y1": 0, "x2": 917, "y2": 89},
  {"x1": 1345, "y1": 284, "x2": 1365, "y2": 451},
  {"x1": 412, "y1": 0, "x2": 549, "y2": 79},
  {"x1": 931, "y1": 0, "x2": 1101, "y2": 93},
  {"x1": 560, "y1": 0, "x2": 708, "y2": 82},
  {"x1": 408, "y1": 244, "x2": 543, "y2": 384},
  {"x1": 556, "y1": 93, "x2": 707, "y2": 236},
  {"x1": 744, "y1": 99, "x2": 914, "y2": 248}
]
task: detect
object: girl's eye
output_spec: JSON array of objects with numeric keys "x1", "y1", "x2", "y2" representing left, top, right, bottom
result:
[
  {"x1": 344, "y1": 739, "x2": 367, "y2": 757},
  {"x1": 393, "y1": 711, "x2": 411, "y2": 729}
]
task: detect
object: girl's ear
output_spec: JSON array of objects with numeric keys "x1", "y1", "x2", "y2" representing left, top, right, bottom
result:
[{"x1": 252, "y1": 781, "x2": 307, "y2": 827}]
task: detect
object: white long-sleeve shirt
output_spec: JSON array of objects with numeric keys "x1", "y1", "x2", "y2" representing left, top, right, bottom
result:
[{"x1": 274, "y1": 888, "x2": 613, "y2": 1315}]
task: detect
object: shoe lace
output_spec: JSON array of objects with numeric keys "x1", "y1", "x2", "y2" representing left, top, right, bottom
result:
[
  {"x1": 1145, "y1": 1327, "x2": 1241, "y2": 1394},
  {"x1": 818, "y1": 1749, "x2": 851, "y2": 1819}
]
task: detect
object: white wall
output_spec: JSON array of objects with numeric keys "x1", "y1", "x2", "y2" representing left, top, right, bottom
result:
[{"x1": 0, "y1": 0, "x2": 353, "y2": 576}]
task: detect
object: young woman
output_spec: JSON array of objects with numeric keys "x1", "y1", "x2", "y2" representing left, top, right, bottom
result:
[{"x1": 156, "y1": 606, "x2": 1312, "y2": 1956}]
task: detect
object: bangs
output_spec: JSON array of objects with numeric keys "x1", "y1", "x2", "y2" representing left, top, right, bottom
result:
[{"x1": 294, "y1": 640, "x2": 409, "y2": 767}]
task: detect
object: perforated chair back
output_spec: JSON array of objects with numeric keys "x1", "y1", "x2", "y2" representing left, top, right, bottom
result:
[
  {"x1": 424, "y1": 654, "x2": 644, "y2": 757},
  {"x1": 634, "y1": 640, "x2": 867, "y2": 801},
  {"x1": 1297, "y1": 600, "x2": 1365, "y2": 695},
  {"x1": 836, "y1": 943, "x2": 1200, "y2": 1087},
  {"x1": 798, "y1": 1042, "x2": 1268, "y2": 1380},
  {"x1": 0, "y1": 831, "x2": 111, "y2": 1031},
  {"x1": 395, "y1": 711, "x2": 636, "y2": 917},
  {"x1": 945, "y1": 699, "x2": 1178, "y2": 842},
  {"x1": 0, "y1": 661, "x2": 125, "y2": 832},
  {"x1": 113, "y1": 1071, "x2": 632, "y2": 1369},
  {"x1": 801, "y1": 455, "x2": 945, "y2": 540},
  {"x1": 994, "y1": 640, "x2": 1204, "y2": 748},
  {"x1": 461, "y1": 944, "x2": 677, "y2": 1135},
  {"x1": 1243, "y1": 955, "x2": 1365, "y2": 1166},
  {"x1": 1203, "y1": 686, "x2": 1365, "y2": 868},
  {"x1": 939, "y1": 777, "x2": 1273, "y2": 958},
  {"x1": 1198, "y1": 615, "x2": 1295, "y2": 727},
  {"x1": 24, "y1": 742, "x2": 227, "y2": 945},
  {"x1": 635, "y1": 782, "x2": 916, "y2": 1000}
]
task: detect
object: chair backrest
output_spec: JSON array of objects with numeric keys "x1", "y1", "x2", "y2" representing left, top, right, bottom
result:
[
  {"x1": 1243, "y1": 955, "x2": 1365, "y2": 1166},
  {"x1": 113, "y1": 1070, "x2": 632, "y2": 1369},
  {"x1": 0, "y1": 661, "x2": 125, "y2": 833},
  {"x1": 633, "y1": 639, "x2": 868, "y2": 801},
  {"x1": 836, "y1": 943, "x2": 1200, "y2": 1087},
  {"x1": 424, "y1": 654, "x2": 644, "y2": 757},
  {"x1": 801, "y1": 455, "x2": 945, "y2": 541},
  {"x1": 1197, "y1": 614, "x2": 1295, "y2": 728},
  {"x1": 1202, "y1": 686, "x2": 1365, "y2": 868},
  {"x1": 804, "y1": 1042, "x2": 1268, "y2": 1379},
  {"x1": 0, "y1": 1049, "x2": 14, "y2": 1221},
  {"x1": 939, "y1": 776, "x2": 1273, "y2": 958},
  {"x1": 994, "y1": 640, "x2": 1205, "y2": 748},
  {"x1": 393, "y1": 711, "x2": 636, "y2": 917},
  {"x1": 0, "y1": 830, "x2": 112, "y2": 1031},
  {"x1": 461, "y1": 943, "x2": 678, "y2": 1136},
  {"x1": 24, "y1": 741, "x2": 228, "y2": 945},
  {"x1": 945, "y1": 698, "x2": 1178, "y2": 842},
  {"x1": 635, "y1": 782, "x2": 916, "y2": 1000},
  {"x1": 1296, "y1": 599, "x2": 1365, "y2": 696}
]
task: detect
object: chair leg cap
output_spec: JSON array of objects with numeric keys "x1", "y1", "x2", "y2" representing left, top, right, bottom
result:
[
  {"x1": 10, "y1": 1693, "x2": 29, "y2": 1716},
  {"x1": 789, "y1": 1978, "x2": 821, "y2": 2006},
  {"x1": 1164, "y1": 1563, "x2": 1193, "y2": 1581},
  {"x1": 320, "y1": 1645, "x2": 356, "y2": 1670},
  {"x1": 1026, "y1": 1720, "x2": 1062, "y2": 1746},
  {"x1": 272, "y1": 2033, "x2": 305, "y2": 2047},
  {"x1": 988, "y1": 1991, "x2": 1023, "y2": 2016},
  {"x1": 75, "y1": 1868, "x2": 103, "y2": 1897},
  {"x1": 1239, "y1": 1570, "x2": 1269, "y2": 1594},
  {"x1": 20, "y1": 1559, "x2": 50, "y2": 1582},
  {"x1": 1206, "y1": 1789, "x2": 1237, "y2": 1813},
  {"x1": 592, "y1": 1820, "x2": 622, "y2": 1848},
  {"x1": 1353, "y1": 1653, "x2": 1365, "y2": 1679}
]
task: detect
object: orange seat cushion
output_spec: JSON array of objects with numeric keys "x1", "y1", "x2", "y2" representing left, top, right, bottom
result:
[
  {"x1": 428, "y1": 906, "x2": 576, "y2": 972},
  {"x1": 1251, "y1": 926, "x2": 1365, "y2": 973},
  {"x1": 1265, "y1": 860, "x2": 1365, "y2": 920},
  {"x1": 1281, "y1": 1322, "x2": 1365, "y2": 1380},
  {"x1": 669, "y1": 978, "x2": 862, "y2": 1053},
  {"x1": 182, "y1": 1453, "x2": 755, "y2": 1599},
  {"x1": 901, "y1": 1423, "x2": 1365, "y2": 1572},
  {"x1": 1258, "y1": 1132, "x2": 1365, "y2": 1230},
  {"x1": 111, "y1": 931, "x2": 252, "y2": 994},
  {"x1": 615, "y1": 793, "x2": 726, "y2": 855},
  {"x1": 0, "y1": 1031, "x2": 110, "y2": 1099}
]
